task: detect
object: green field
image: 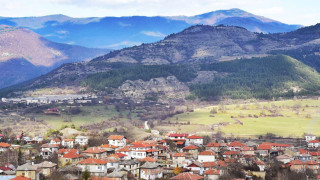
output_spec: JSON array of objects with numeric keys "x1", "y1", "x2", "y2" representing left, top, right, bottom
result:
[
  {"x1": 32, "y1": 105, "x2": 133, "y2": 128},
  {"x1": 162, "y1": 98, "x2": 320, "y2": 137}
]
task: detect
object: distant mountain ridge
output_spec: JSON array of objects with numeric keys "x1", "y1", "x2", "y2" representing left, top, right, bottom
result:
[
  {"x1": 0, "y1": 9, "x2": 301, "y2": 48},
  {"x1": 0, "y1": 25, "x2": 110, "y2": 88}
]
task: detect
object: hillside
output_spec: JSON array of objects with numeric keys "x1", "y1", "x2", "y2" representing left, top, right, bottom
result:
[
  {"x1": 2, "y1": 24, "x2": 320, "y2": 101},
  {"x1": 0, "y1": 25, "x2": 110, "y2": 88},
  {"x1": 0, "y1": 9, "x2": 300, "y2": 48}
]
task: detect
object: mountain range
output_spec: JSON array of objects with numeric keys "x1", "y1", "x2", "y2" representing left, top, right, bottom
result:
[
  {"x1": 0, "y1": 25, "x2": 110, "y2": 88},
  {"x1": 0, "y1": 9, "x2": 301, "y2": 49},
  {"x1": 3, "y1": 23, "x2": 320, "y2": 101}
]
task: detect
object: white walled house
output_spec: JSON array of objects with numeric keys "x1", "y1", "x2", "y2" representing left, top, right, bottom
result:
[
  {"x1": 172, "y1": 152, "x2": 186, "y2": 167},
  {"x1": 77, "y1": 158, "x2": 108, "y2": 177},
  {"x1": 308, "y1": 140, "x2": 320, "y2": 148},
  {"x1": 140, "y1": 162, "x2": 163, "y2": 180},
  {"x1": 41, "y1": 144, "x2": 59, "y2": 159},
  {"x1": 116, "y1": 146, "x2": 132, "y2": 160},
  {"x1": 108, "y1": 135, "x2": 126, "y2": 147},
  {"x1": 186, "y1": 135, "x2": 204, "y2": 146},
  {"x1": 61, "y1": 139, "x2": 74, "y2": 148},
  {"x1": 168, "y1": 133, "x2": 188, "y2": 140},
  {"x1": 75, "y1": 135, "x2": 88, "y2": 146},
  {"x1": 198, "y1": 150, "x2": 216, "y2": 162},
  {"x1": 49, "y1": 138, "x2": 61, "y2": 145},
  {"x1": 305, "y1": 134, "x2": 316, "y2": 142}
]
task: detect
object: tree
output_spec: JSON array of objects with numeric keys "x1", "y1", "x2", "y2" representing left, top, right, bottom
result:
[
  {"x1": 82, "y1": 169, "x2": 91, "y2": 180},
  {"x1": 173, "y1": 166, "x2": 182, "y2": 175}
]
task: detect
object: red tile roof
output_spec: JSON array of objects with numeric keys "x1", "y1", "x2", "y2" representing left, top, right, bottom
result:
[
  {"x1": 170, "y1": 172, "x2": 203, "y2": 180},
  {"x1": 62, "y1": 152, "x2": 83, "y2": 159},
  {"x1": 0, "y1": 142, "x2": 11, "y2": 148},
  {"x1": 176, "y1": 141, "x2": 185, "y2": 145},
  {"x1": 140, "y1": 157, "x2": 157, "y2": 162},
  {"x1": 63, "y1": 139, "x2": 74, "y2": 142},
  {"x1": 187, "y1": 135, "x2": 203, "y2": 139},
  {"x1": 89, "y1": 177, "x2": 114, "y2": 180},
  {"x1": 309, "y1": 151, "x2": 320, "y2": 156},
  {"x1": 116, "y1": 146, "x2": 131, "y2": 152},
  {"x1": 52, "y1": 138, "x2": 61, "y2": 142},
  {"x1": 108, "y1": 135, "x2": 124, "y2": 140},
  {"x1": 58, "y1": 149, "x2": 78, "y2": 154},
  {"x1": 0, "y1": 166, "x2": 12, "y2": 171},
  {"x1": 255, "y1": 160, "x2": 265, "y2": 165},
  {"x1": 308, "y1": 140, "x2": 320, "y2": 143},
  {"x1": 199, "y1": 150, "x2": 216, "y2": 156},
  {"x1": 83, "y1": 147, "x2": 107, "y2": 154},
  {"x1": 257, "y1": 144, "x2": 271, "y2": 150},
  {"x1": 202, "y1": 161, "x2": 217, "y2": 168},
  {"x1": 217, "y1": 160, "x2": 227, "y2": 167},
  {"x1": 10, "y1": 176, "x2": 32, "y2": 180},
  {"x1": 78, "y1": 158, "x2": 107, "y2": 165},
  {"x1": 228, "y1": 141, "x2": 245, "y2": 147},
  {"x1": 204, "y1": 168, "x2": 220, "y2": 175},
  {"x1": 100, "y1": 144, "x2": 118, "y2": 149},
  {"x1": 223, "y1": 151, "x2": 241, "y2": 155},
  {"x1": 261, "y1": 142, "x2": 291, "y2": 147},
  {"x1": 241, "y1": 146, "x2": 254, "y2": 151},
  {"x1": 115, "y1": 153, "x2": 127, "y2": 158},
  {"x1": 289, "y1": 159, "x2": 305, "y2": 165},
  {"x1": 297, "y1": 149, "x2": 308, "y2": 154},
  {"x1": 206, "y1": 142, "x2": 220, "y2": 147},
  {"x1": 173, "y1": 152, "x2": 186, "y2": 157},
  {"x1": 183, "y1": 145, "x2": 199, "y2": 150}
]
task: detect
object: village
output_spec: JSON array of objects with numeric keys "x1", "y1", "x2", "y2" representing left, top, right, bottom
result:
[{"x1": 0, "y1": 129, "x2": 320, "y2": 180}]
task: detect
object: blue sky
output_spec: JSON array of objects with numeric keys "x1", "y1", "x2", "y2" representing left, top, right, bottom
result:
[{"x1": 0, "y1": 0, "x2": 319, "y2": 25}]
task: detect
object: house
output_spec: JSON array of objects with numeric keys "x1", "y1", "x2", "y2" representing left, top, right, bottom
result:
[
  {"x1": 61, "y1": 139, "x2": 74, "y2": 148},
  {"x1": 305, "y1": 134, "x2": 316, "y2": 142},
  {"x1": 203, "y1": 168, "x2": 220, "y2": 180},
  {"x1": 198, "y1": 151, "x2": 216, "y2": 162},
  {"x1": 16, "y1": 163, "x2": 39, "y2": 180},
  {"x1": 40, "y1": 144, "x2": 59, "y2": 159},
  {"x1": 0, "y1": 142, "x2": 11, "y2": 152},
  {"x1": 276, "y1": 154, "x2": 293, "y2": 164},
  {"x1": 116, "y1": 146, "x2": 132, "y2": 160},
  {"x1": 256, "y1": 144, "x2": 271, "y2": 156},
  {"x1": 11, "y1": 176, "x2": 32, "y2": 180},
  {"x1": 206, "y1": 142, "x2": 220, "y2": 152},
  {"x1": 119, "y1": 160, "x2": 140, "y2": 178},
  {"x1": 223, "y1": 151, "x2": 241, "y2": 159},
  {"x1": 77, "y1": 158, "x2": 108, "y2": 177},
  {"x1": 168, "y1": 133, "x2": 188, "y2": 140},
  {"x1": 75, "y1": 135, "x2": 88, "y2": 146},
  {"x1": 82, "y1": 147, "x2": 108, "y2": 159},
  {"x1": 36, "y1": 161, "x2": 57, "y2": 177},
  {"x1": 186, "y1": 135, "x2": 203, "y2": 146},
  {"x1": 228, "y1": 141, "x2": 246, "y2": 151},
  {"x1": 255, "y1": 160, "x2": 265, "y2": 171},
  {"x1": 187, "y1": 161, "x2": 204, "y2": 175},
  {"x1": 58, "y1": 152, "x2": 84, "y2": 167},
  {"x1": 172, "y1": 152, "x2": 186, "y2": 167},
  {"x1": 183, "y1": 145, "x2": 200, "y2": 159},
  {"x1": 296, "y1": 153, "x2": 312, "y2": 162},
  {"x1": 241, "y1": 147, "x2": 255, "y2": 156},
  {"x1": 170, "y1": 172, "x2": 204, "y2": 180},
  {"x1": 108, "y1": 135, "x2": 126, "y2": 147},
  {"x1": 308, "y1": 140, "x2": 320, "y2": 148},
  {"x1": 49, "y1": 138, "x2": 61, "y2": 145},
  {"x1": 140, "y1": 162, "x2": 163, "y2": 180}
]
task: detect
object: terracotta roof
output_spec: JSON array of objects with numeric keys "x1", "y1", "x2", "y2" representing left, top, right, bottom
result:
[
  {"x1": 78, "y1": 158, "x2": 107, "y2": 165},
  {"x1": 63, "y1": 139, "x2": 74, "y2": 142},
  {"x1": 199, "y1": 150, "x2": 216, "y2": 156},
  {"x1": 0, "y1": 142, "x2": 11, "y2": 148},
  {"x1": 255, "y1": 160, "x2": 265, "y2": 165},
  {"x1": 146, "y1": 149, "x2": 160, "y2": 153},
  {"x1": 202, "y1": 161, "x2": 217, "y2": 168},
  {"x1": 298, "y1": 149, "x2": 308, "y2": 154},
  {"x1": 170, "y1": 172, "x2": 203, "y2": 180},
  {"x1": 173, "y1": 152, "x2": 186, "y2": 157},
  {"x1": 176, "y1": 141, "x2": 185, "y2": 145},
  {"x1": 108, "y1": 135, "x2": 124, "y2": 140},
  {"x1": 52, "y1": 138, "x2": 61, "y2": 142},
  {"x1": 261, "y1": 142, "x2": 291, "y2": 147},
  {"x1": 140, "y1": 157, "x2": 157, "y2": 162},
  {"x1": 10, "y1": 176, "x2": 32, "y2": 180},
  {"x1": 41, "y1": 144, "x2": 60, "y2": 148},
  {"x1": 58, "y1": 149, "x2": 78, "y2": 154},
  {"x1": 241, "y1": 146, "x2": 254, "y2": 151},
  {"x1": 63, "y1": 152, "x2": 83, "y2": 159},
  {"x1": 131, "y1": 143, "x2": 152, "y2": 148},
  {"x1": 309, "y1": 151, "x2": 320, "y2": 156},
  {"x1": 100, "y1": 144, "x2": 118, "y2": 149},
  {"x1": 289, "y1": 159, "x2": 305, "y2": 165},
  {"x1": 204, "y1": 168, "x2": 220, "y2": 175},
  {"x1": 115, "y1": 153, "x2": 127, "y2": 158},
  {"x1": 217, "y1": 160, "x2": 227, "y2": 167},
  {"x1": 83, "y1": 147, "x2": 107, "y2": 154},
  {"x1": 257, "y1": 144, "x2": 271, "y2": 150},
  {"x1": 308, "y1": 140, "x2": 320, "y2": 143},
  {"x1": 228, "y1": 141, "x2": 245, "y2": 147},
  {"x1": 169, "y1": 133, "x2": 188, "y2": 137},
  {"x1": 183, "y1": 145, "x2": 199, "y2": 150},
  {"x1": 116, "y1": 146, "x2": 131, "y2": 152},
  {"x1": 206, "y1": 142, "x2": 220, "y2": 147},
  {"x1": 223, "y1": 151, "x2": 241, "y2": 155},
  {"x1": 187, "y1": 135, "x2": 203, "y2": 139}
]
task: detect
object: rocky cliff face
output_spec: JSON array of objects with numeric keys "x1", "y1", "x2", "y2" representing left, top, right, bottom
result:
[{"x1": 117, "y1": 76, "x2": 190, "y2": 103}]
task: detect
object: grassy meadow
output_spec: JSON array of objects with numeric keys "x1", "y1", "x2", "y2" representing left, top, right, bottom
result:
[{"x1": 161, "y1": 98, "x2": 320, "y2": 137}]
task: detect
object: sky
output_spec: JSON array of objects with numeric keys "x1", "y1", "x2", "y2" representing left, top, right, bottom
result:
[{"x1": 0, "y1": 0, "x2": 319, "y2": 26}]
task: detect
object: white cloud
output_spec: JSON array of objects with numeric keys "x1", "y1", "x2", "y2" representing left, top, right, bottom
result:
[
  {"x1": 118, "y1": 22, "x2": 131, "y2": 27},
  {"x1": 141, "y1": 31, "x2": 166, "y2": 38}
]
